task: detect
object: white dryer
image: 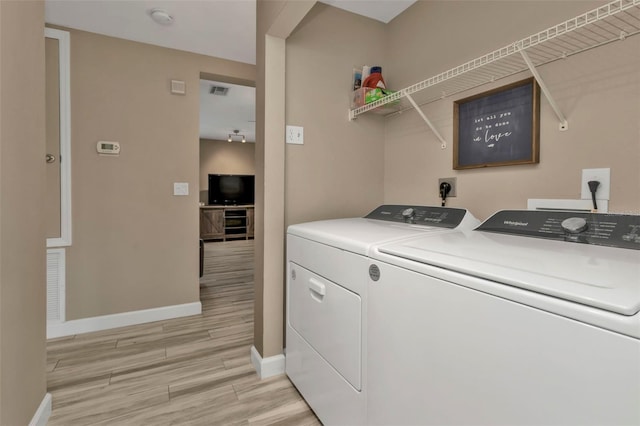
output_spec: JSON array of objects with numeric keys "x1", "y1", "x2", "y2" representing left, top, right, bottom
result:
[
  {"x1": 367, "y1": 209, "x2": 640, "y2": 425},
  {"x1": 286, "y1": 205, "x2": 479, "y2": 425}
]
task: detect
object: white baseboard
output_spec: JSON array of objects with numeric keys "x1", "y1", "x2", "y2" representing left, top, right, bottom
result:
[
  {"x1": 47, "y1": 302, "x2": 202, "y2": 339},
  {"x1": 250, "y1": 345, "x2": 285, "y2": 379},
  {"x1": 29, "y1": 393, "x2": 52, "y2": 426}
]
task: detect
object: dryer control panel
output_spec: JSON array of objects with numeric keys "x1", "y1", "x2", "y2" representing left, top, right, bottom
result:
[
  {"x1": 477, "y1": 210, "x2": 640, "y2": 250},
  {"x1": 365, "y1": 205, "x2": 468, "y2": 228}
]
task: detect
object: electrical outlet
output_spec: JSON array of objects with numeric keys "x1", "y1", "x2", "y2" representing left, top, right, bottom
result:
[
  {"x1": 286, "y1": 125, "x2": 304, "y2": 145},
  {"x1": 438, "y1": 177, "x2": 457, "y2": 197},
  {"x1": 581, "y1": 168, "x2": 610, "y2": 200}
]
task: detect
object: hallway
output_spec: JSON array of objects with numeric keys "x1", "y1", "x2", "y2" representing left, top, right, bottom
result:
[{"x1": 46, "y1": 240, "x2": 319, "y2": 425}]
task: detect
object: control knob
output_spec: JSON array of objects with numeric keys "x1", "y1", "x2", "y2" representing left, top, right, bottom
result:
[
  {"x1": 402, "y1": 208, "x2": 415, "y2": 219},
  {"x1": 561, "y1": 217, "x2": 588, "y2": 234}
]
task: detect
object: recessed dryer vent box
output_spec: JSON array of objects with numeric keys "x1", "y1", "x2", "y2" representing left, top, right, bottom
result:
[{"x1": 581, "y1": 168, "x2": 610, "y2": 201}]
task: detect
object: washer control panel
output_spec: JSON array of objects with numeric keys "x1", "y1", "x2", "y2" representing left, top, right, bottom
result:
[
  {"x1": 477, "y1": 210, "x2": 640, "y2": 250},
  {"x1": 365, "y1": 205, "x2": 468, "y2": 228}
]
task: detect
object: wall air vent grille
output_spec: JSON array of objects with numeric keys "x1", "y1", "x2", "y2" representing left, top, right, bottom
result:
[
  {"x1": 47, "y1": 248, "x2": 66, "y2": 323},
  {"x1": 210, "y1": 86, "x2": 229, "y2": 96}
]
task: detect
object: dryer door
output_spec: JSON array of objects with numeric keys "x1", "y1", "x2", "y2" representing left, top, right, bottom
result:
[{"x1": 289, "y1": 262, "x2": 362, "y2": 390}]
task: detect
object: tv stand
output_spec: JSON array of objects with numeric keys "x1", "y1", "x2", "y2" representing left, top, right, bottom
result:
[{"x1": 200, "y1": 205, "x2": 254, "y2": 242}]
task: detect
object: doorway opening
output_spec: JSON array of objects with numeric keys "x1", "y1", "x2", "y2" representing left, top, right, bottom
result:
[{"x1": 198, "y1": 75, "x2": 256, "y2": 305}]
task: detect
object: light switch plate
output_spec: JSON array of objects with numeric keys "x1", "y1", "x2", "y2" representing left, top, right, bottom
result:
[
  {"x1": 581, "y1": 168, "x2": 610, "y2": 200},
  {"x1": 286, "y1": 125, "x2": 304, "y2": 144},
  {"x1": 173, "y1": 182, "x2": 189, "y2": 196}
]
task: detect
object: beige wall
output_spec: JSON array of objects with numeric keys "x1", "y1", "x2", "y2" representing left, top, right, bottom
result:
[
  {"x1": 254, "y1": 1, "x2": 387, "y2": 358},
  {"x1": 384, "y1": 1, "x2": 640, "y2": 219},
  {"x1": 285, "y1": 3, "x2": 387, "y2": 226},
  {"x1": 0, "y1": 1, "x2": 48, "y2": 424},
  {"x1": 61, "y1": 28, "x2": 255, "y2": 319},
  {"x1": 255, "y1": 0, "x2": 315, "y2": 358},
  {"x1": 199, "y1": 139, "x2": 256, "y2": 191}
]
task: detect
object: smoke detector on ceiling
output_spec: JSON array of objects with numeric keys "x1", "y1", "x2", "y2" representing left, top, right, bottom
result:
[
  {"x1": 150, "y1": 8, "x2": 173, "y2": 25},
  {"x1": 209, "y1": 86, "x2": 229, "y2": 96}
]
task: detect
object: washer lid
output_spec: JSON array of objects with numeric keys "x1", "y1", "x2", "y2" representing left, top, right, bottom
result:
[
  {"x1": 287, "y1": 218, "x2": 447, "y2": 256},
  {"x1": 378, "y1": 231, "x2": 640, "y2": 316},
  {"x1": 287, "y1": 206, "x2": 479, "y2": 256}
]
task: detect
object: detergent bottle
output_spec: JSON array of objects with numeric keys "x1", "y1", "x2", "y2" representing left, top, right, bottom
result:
[{"x1": 362, "y1": 66, "x2": 386, "y2": 89}]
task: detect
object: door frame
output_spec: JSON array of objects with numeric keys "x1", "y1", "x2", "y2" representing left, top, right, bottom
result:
[{"x1": 45, "y1": 27, "x2": 72, "y2": 248}]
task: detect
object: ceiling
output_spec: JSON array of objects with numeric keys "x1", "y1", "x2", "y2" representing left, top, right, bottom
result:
[
  {"x1": 45, "y1": 0, "x2": 417, "y2": 140},
  {"x1": 45, "y1": 0, "x2": 258, "y2": 64},
  {"x1": 320, "y1": 0, "x2": 417, "y2": 24},
  {"x1": 200, "y1": 80, "x2": 256, "y2": 143}
]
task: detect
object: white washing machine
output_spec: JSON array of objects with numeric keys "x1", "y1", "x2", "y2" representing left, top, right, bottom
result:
[
  {"x1": 367, "y1": 209, "x2": 640, "y2": 425},
  {"x1": 285, "y1": 205, "x2": 480, "y2": 425}
]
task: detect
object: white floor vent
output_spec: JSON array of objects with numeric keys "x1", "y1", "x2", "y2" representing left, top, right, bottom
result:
[{"x1": 47, "y1": 248, "x2": 65, "y2": 323}]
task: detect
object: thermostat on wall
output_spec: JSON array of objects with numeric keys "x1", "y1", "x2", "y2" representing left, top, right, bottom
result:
[{"x1": 97, "y1": 141, "x2": 120, "y2": 155}]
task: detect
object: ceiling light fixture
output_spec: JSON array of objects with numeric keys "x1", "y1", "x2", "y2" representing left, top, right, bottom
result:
[
  {"x1": 150, "y1": 8, "x2": 173, "y2": 25},
  {"x1": 228, "y1": 129, "x2": 246, "y2": 143}
]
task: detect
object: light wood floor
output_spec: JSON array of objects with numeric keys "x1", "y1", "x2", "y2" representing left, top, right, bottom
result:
[{"x1": 47, "y1": 240, "x2": 320, "y2": 425}]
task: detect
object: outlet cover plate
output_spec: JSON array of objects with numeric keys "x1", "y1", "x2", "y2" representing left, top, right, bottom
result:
[
  {"x1": 438, "y1": 177, "x2": 457, "y2": 198},
  {"x1": 581, "y1": 168, "x2": 610, "y2": 200},
  {"x1": 286, "y1": 125, "x2": 304, "y2": 145}
]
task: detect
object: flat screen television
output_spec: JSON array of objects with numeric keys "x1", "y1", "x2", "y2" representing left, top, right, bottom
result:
[{"x1": 208, "y1": 174, "x2": 255, "y2": 206}]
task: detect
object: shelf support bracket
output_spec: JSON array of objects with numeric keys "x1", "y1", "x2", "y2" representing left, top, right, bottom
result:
[
  {"x1": 519, "y1": 49, "x2": 568, "y2": 131},
  {"x1": 404, "y1": 93, "x2": 447, "y2": 149}
]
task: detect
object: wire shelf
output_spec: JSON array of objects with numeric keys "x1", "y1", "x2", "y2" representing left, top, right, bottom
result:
[{"x1": 349, "y1": 0, "x2": 640, "y2": 120}]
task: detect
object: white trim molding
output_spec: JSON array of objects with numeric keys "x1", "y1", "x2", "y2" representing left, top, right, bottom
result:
[
  {"x1": 45, "y1": 27, "x2": 72, "y2": 248},
  {"x1": 47, "y1": 302, "x2": 202, "y2": 339},
  {"x1": 250, "y1": 345, "x2": 285, "y2": 379},
  {"x1": 28, "y1": 393, "x2": 52, "y2": 426}
]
